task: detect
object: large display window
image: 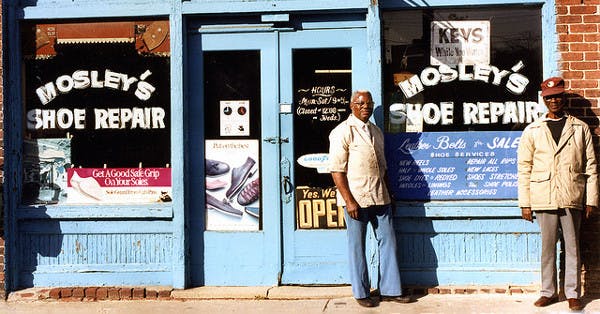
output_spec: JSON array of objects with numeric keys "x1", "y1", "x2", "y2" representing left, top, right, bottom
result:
[
  {"x1": 21, "y1": 20, "x2": 172, "y2": 205},
  {"x1": 382, "y1": 6, "x2": 543, "y2": 201}
]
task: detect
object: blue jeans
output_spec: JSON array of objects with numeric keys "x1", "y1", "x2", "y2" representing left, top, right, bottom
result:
[{"x1": 344, "y1": 204, "x2": 402, "y2": 299}]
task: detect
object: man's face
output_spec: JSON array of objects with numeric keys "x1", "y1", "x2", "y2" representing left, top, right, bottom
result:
[
  {"x1": 543, "y1": 93, "x2": 565, "y2": 117},
  {"x1": 351, "y1": 92, "x2": 373, "y2": 123}
]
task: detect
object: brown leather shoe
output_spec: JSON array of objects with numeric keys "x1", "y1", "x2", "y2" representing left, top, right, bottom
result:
[
  {"x1": 568, "y1": 298, "x2": 583, "y2": 311},
  {"x1": 237, "y1": 178, "x2": 260, "y2": 205},
  {"x1": 534, "y1": 295, "x2": 558, "y2": 307},
  {"x1": 380, "y1": 295, "x2": 413, "y2": 303},
  {"x1": 355, "y1": 297, "x2": 376, "y2": 307}
]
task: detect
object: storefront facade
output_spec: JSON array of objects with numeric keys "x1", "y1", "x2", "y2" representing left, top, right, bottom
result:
[{"x1": 3, "y1": 0, "x2": 588, "y2": 294}]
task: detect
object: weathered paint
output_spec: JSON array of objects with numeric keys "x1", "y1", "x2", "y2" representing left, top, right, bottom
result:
[{"x1": 4, "y1": 0, "x2": 558, "y2": 292}]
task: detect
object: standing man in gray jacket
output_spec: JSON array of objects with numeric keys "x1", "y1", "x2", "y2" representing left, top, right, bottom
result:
[{"x1": 518, "y1": 77, "x2": 598, "y2": 311}]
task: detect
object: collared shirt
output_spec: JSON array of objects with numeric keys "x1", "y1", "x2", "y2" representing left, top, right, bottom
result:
[{"x1": 328, "y1": 114, "x2": 390, "y2": 207}]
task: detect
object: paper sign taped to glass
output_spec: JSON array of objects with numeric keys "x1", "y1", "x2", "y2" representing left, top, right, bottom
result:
[
  {"x1": 219, "y1": 100, "x2": 250, "y2": 136},
  {"x1": 65, "y1": 168, "x2": 172, "y2": 204}
]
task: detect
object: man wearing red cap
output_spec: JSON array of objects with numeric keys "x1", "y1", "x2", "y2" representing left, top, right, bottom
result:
[{"x1": 518, "y1": 77, "x2": 598, "y2": 311}]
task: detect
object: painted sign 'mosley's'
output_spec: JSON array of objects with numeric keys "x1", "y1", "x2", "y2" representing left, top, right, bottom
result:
[
  {"x1": 392, "y1": 60, "x2": 544, "y2": 127},
  {"x1": 27, "y1": 69, "x2": 165, "y2": 131}
]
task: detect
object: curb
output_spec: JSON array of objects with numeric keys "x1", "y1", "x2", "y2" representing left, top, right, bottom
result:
[{"x1": 6, "y1": 285, "x2": 540, "y2": 302}]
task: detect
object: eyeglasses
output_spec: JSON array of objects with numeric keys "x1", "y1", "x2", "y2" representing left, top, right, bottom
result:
[
  {"x1": 543, "y1": 95, "x2": 564, "y2": 101},
  {"x1": 352, "y1": 101, "x2": 374, "y2": 107}
]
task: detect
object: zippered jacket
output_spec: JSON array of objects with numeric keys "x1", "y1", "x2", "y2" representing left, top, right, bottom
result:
[{"x1": 517, "y1": 114, "x2": 599, "y2": 210}]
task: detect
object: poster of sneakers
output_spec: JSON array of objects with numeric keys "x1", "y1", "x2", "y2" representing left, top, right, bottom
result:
[
  {"x1": 22, "y1": 138, "x2": 72, "y2": 205},
  {"x1": 65, "y1": 168, "x2": 172, "y2": 204},
  {"x1": 205, "y1": 139, "x2": 260, "y2": 231},
  {"x1": 219, "y1": 100, "x2": 250, "y2": 136}
]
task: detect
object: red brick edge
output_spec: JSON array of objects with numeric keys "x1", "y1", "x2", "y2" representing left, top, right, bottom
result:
[
  {"x1": 405, "y1": 286, "x2": 538, "y2": 295},
  {"x1": 12, "y1": 287, "x2": 174, "y2": 301}
]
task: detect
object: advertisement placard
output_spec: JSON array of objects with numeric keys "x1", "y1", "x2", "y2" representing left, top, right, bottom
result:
[
  {"x1": 386, "y1": 131, "x2": 520, "y2": 200},
  {"x1": 66, "y1": 168, "x2": 172, "y2": 204},
  {"x1": 205, "y1": 139, "x2": 260, "y2": 231}
]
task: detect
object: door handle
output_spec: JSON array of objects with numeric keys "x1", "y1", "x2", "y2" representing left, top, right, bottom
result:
[
  {"x1": 264, "y1": 136, "x2": 289, "y2": 144},
  {"x1": 281, "y1": 157, "x2": 293, "y2": 203},
  {"x1": 283, "y1": 176, "x2": 293, "y2": 194}
]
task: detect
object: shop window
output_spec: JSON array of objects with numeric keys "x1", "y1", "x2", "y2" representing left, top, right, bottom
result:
[
  {"x1": 382, "y1": 6, "x2": 542, "y2": 201},
  {"x1": 21, "y1": 20, "x2": 172, "y2": 205}
]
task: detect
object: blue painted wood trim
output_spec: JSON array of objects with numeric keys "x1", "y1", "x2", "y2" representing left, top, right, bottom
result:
[
  {"x1": 19, "y1": 2, "x2": 170, "y2": 19},
  {"x1": 4, "y1": 0, "x2": 25, "y2": 292},
  {"x1": 17, "y1": 0, "x2": 370, "y2": 19},
  {"x1": 184, "y1": 21, "x2": 206, "y2": 287},
  {"x1": 541, "y1": 0, "x2": 560, "y2": 77},
  {"x1": 32, "y1": 264, "x2": 172, "y2": 273},
  {"x1": 19, "y1": 220, "x2": 173, "y2": 233},
  {"x1": 367, "y1": 4, "x2": 384, "y2": 128},
  {"x1": 394, "y1": 201, "x2": 521, "y2": 217},
  {"x1": 170, "y1": 0, "x2": 187, "y2": 290},
  {"x1": 18, "y1": 220, "x2": 174, "y2": 287},
  {"x1": 16, "y1": 205, "x2": 173, "y2": 219},
  {"x1": 182, "y1": 0, "x2": 370, "y2": 14},
  {"x1": 26, "y1": 271, "x2": 173, "y2": 287},
  {"x1": 402, "y1": 270, "x2": 538, "y2": 286},
  {"x1": 395, "y1": 216, "x2": 540, "y2": 285}
]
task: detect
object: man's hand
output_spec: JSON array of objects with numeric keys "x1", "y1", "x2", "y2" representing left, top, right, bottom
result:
[
  {"x1": 521, "y1": 207, "x2": 533, "y2": 222},
  {"x1": 585, "y1": 205, "x2": 596, "y2": 219},
  {"x1": 345, "y1": 201, "x2": 361, "y2": 220}
]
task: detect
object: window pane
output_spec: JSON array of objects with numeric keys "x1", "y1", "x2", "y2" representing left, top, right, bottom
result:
[
  {"x1": 203, "y1": 50, "x2": 262, "y2": 231},
  {"x1": 293, "y1": 48, "x2": 351, "y2": 229},
  {"x1": 383, "y1": 6, "x2": 543, "y2": 132},
  {"x1": 22, "y1": 21, "x2": 171, "y2": 205}
]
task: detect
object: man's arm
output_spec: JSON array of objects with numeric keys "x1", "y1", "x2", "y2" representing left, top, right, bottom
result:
[
  {"x1": 517, "y1": 128, "x2": 534, "y2": 210},
  {"x1": 583, "y1": 124, "x2": 599, "y2": 212},
  {"x1": 331, "y1": 172, "x2": 360, "y2": 220},
  {"x1": 517, "y1": 127, "x2": 535, "y2": 222}
]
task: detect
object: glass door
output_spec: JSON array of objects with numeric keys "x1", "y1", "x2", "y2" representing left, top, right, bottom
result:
[
  {"x1": 190, "y1": 31, "x2": 281, "y2": 285},
  {"x1": 279, "y1": 28, "x2": 368, "y2": 283},
  {"x1": 189, "y1": 26, "x2": 367, "y2": 286}
]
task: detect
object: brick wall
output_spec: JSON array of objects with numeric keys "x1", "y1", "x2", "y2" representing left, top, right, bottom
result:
[
  {"x1": 556, "y1": 0, "x2": 600, "y2": 296},
  {"x1": 0, "y1": 0, "x2": 5, "y2": 301}
]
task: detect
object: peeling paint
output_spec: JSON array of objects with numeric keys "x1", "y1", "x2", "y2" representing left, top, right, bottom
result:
[{"x1": 75, "y1": 240, "x2": 81, "y2": 254}]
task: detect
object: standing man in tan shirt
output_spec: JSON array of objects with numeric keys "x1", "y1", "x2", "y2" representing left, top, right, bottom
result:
[{"x1": 329, "y1": 90, "x2": 411, "y2": 307}]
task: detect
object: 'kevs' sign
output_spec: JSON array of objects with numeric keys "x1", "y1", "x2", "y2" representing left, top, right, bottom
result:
[{"x1": 431, "y1": 20, "x2": 490, "y2": 66}]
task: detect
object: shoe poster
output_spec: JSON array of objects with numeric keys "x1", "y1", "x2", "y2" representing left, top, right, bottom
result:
[
  {"x1": 65, "y1": 168, "x2": 172, "y2": 204},
  {"x1": 205, "y1": 139, "x2": 260, "y2": 231}
]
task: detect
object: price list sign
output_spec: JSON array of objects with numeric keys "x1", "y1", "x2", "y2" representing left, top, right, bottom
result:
[{"x1": 385, "y1": 131, "x2": 521, "y2": 200}]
